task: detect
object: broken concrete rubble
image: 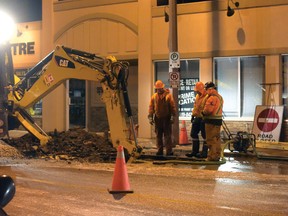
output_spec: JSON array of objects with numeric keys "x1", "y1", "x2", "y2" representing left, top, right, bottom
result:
[{"x1": 1, "y1": 128, "x2": 117, "y2": 163}]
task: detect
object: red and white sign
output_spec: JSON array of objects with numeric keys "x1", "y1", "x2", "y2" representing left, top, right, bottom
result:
[
  {"x1": 169, "y1": 72, "x2": 179, "y2": 81},
  {"x1": 252, "y1": 106, "x2": 284, "y2": 142}
]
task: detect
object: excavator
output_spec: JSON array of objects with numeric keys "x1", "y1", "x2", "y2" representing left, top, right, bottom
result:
[{"x1": 0, "y1": 43, "x2": 143, "y2": 163}]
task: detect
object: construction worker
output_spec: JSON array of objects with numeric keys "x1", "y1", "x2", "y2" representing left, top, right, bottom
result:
[
  {"x1": 148, "y1": 80, "x2": 176, "y2": 156},
  {"x1": 202, "y1": 81, "x2": 224, "y2": 161},
  {"x1": 186, "y1": 81, "x2": 209, "y2": 158}
]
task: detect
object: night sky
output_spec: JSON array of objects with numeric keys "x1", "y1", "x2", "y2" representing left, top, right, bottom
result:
[{"x1": 0, "y1": 0, "x2": 42, "y2": 23}]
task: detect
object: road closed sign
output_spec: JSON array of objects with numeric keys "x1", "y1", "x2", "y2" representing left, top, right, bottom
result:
[{"x1": 252, "y1": 105, "x2": 284, "y2": 142}]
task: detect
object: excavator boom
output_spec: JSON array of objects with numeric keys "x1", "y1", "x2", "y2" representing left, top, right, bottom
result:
[{"x1": 1, "y1": 45, "x2": 142, "y2": 162}]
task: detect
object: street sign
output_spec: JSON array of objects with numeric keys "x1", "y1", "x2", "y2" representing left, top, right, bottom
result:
[
  {"x1": 252, "y1": 106, "x2": 284, "y2": 142},
  {"x1": 169, "y1": 71, "x2": 179, "y2": 81},
  {"x1": 257, "y1": 108, "x2": 279, "y2": 132},
  {"x1": 169, "y1": 71, "x2": 180, "y2": 88},
  {"x1": 169, "y1": 52, "x2": 180, "y2": 68}
]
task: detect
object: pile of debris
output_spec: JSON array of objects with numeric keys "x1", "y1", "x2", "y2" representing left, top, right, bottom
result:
[{"x1": 2, "y1": 128, "x2": 117, "y2": 163}]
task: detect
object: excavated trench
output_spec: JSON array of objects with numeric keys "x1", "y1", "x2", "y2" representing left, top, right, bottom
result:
[{"x1": 1, "y1": 128, "x2": 117, "y2": 163}]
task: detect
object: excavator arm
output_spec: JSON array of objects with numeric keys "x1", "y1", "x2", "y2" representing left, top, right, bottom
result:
[{"x1": 4, "y1": 45, "x2": 142, "y2": 162}]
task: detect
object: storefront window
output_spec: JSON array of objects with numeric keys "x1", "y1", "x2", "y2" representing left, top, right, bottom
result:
[
  {"x1": 154, "y1": 59, "x2": 199, "y2": 118},
  {"x1": 282, "y1": 55, "x2": 288, "y2": 119},
  {"x1": 214, "y1": 56, "x2": 264, "y2": 118}
]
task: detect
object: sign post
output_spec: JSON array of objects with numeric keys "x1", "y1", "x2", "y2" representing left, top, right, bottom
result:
[{"x1": 168, "y1": 0, "x2": 179, "y2": 146}]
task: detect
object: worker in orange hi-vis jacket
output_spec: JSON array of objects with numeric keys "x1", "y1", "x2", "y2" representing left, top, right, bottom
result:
[
  {"x1": 148, "y1": 80, "x2": 176, "y2": 156},
  {"x1": 202, "y1": 81, "x2": 224, "y2": 161},
  {"x1": 186, "y1": 81, "x2": 209, "y2": 158}
]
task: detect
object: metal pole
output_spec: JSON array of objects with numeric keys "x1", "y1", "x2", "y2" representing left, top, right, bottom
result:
[{"x1": 169, "y1": 0, "x2": 179, "y2": 146}]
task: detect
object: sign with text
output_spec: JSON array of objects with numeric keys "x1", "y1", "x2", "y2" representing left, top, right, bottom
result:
[
  {"x1": 252, "y1": 105, "x2": 284, "y2": 142},
  {"x1": 10, "y1": 23, "x2": 41, "y2": 68},
  {"x1": 169, "y1": 52, "x2": 180, "y2": 68},
  {"x1": 169, "y1": 70, "x2": 180, "y2": 88},
  {"x1": 178, "y1": 78, "x2": 199, "y2": 118}
]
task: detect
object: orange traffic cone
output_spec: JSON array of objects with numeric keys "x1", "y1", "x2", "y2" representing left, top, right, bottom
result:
[
  {"x1": 179, "y1": 120, "x2": 189, "y2": 145},
  {"x1": 108, "y1": 145, "x2": 133, "y2": 194}
]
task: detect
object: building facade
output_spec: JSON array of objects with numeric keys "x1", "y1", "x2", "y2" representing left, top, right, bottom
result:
[{"x1": 10, "y1": 0, "x2": 288, "y2": 142}]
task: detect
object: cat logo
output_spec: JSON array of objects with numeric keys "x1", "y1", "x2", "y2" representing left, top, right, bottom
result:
[
  {"x1": 55, "y1": 55, "x2": 75, "y2": 68},
  {"x1": 59, "y1": 59, "x2": 69, "y2": 67}
]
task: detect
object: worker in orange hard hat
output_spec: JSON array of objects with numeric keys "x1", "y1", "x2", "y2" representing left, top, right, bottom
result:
[
  {"x1": 154, "y1": 80, "x2": 165, "y2": 89},
  {"x1": 186, "y1": 81, "x2": 209, "y2": 158},
  {"x1": 202, "y1": 81, "x2": 224, "y2": 161},
  {"x1": 148, "y1": 80, "x2": 176, "y2": 156}
]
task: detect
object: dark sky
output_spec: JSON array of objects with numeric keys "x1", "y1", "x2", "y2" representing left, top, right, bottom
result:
[{"x1": 0, "y1": 0, "x2": 42, "y2": 23}]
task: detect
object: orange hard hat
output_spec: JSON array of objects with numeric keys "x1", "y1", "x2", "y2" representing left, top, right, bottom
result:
[
  {"x1": 194, "y1": 82, "x2": 205, "y2": 92},
  {"x1": 154, "y1": 80, "x2": 165, "y2": 89}
]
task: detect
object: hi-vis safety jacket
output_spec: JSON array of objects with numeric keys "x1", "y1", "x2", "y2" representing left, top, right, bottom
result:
[
  {"x1": 202, "y1": 89, "x2": 224, "y2": 125},
  {"x1": 192, "y1": 92, "x2": 208, "y2": 118},
  {"x1": 148, "y1": 89, "x2": 176, "y2": 118}
]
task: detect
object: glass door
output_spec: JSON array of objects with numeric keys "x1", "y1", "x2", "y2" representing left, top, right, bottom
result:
[{"x1": 69, "y1": 79, "x2": 86, "y2": 128}]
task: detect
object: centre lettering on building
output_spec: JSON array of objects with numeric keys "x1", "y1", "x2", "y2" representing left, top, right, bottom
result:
[{"x1": 10, "y1": 42, "x2": 35, "y2": 55}]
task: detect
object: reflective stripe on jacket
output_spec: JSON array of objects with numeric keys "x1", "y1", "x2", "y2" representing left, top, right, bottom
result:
[
  {"x1": 203, "y1": 89, "x2": 223, "y2": 125},
  {"x1": 148, "y1": 89, "x2": 176, "y2": 118}
]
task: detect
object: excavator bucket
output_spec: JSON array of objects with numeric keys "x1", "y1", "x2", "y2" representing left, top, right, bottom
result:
[{"x1": 0, "y1": 42, "x2": 14, "y2": 137}]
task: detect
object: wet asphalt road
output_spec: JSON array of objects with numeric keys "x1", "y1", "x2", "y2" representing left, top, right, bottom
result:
[{"x1": 0, "y1": 154, "x2": 287, "y2": 216}]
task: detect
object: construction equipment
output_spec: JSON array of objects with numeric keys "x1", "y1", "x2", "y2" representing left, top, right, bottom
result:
[
  {"x1": 0, "y1": 44, "x2": 142, "y2": 162},
  {"x1": 222, "y1": 118, "x2": 256, "y2": 154}
]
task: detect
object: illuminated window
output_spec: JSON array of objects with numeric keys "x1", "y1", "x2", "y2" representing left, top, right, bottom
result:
[
  {"x1": 154, "y1": 59, "x2": 199, "y2": 118},
  {"x1": 214, "y1": 56, "x2": 265, "y2": 118}
]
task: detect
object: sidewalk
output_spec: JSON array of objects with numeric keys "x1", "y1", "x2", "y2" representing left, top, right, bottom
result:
[
  {"x1": 138, "y1": 137, "x2": 288, "y2": 160},
  {"x1": 138, "y1": 138, "x2": 195, "y2": 156}
]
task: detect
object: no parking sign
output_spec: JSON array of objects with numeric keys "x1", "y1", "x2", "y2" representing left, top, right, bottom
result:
[{"x1": 252, "y1": 106, "x2": 284, "y2": 142}]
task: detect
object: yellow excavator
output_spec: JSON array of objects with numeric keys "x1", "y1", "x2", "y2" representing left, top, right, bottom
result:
[{"x1": 0, "y1": 44, "x2": 142, "y2": 162}]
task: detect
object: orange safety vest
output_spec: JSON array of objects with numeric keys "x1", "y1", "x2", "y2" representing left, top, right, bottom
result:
[
  {"x1": 192, "y1": 92, "x2": 208, "y2": 118},
  {"x1": 203, "y1": 89, "x2": 224, "y2": 121},
  {"x1": 148, "y1": 89, "x2": 176, "y2": 118}
]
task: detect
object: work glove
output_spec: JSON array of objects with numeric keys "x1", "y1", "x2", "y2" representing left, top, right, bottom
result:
[
  {"x1": 191, "y1": 116, "x2": 195, "y2": 123},
  {"x1": 148, "y1": 115, "x2": 154, "y2": 125},
  {"x1": 170, "y1": 116, "x2": 174, "y2": 124}
]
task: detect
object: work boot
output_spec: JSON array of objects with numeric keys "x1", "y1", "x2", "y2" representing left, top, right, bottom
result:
[
  {"x1": 195, "y1": 152, "x2": 207, "y2": 158},
  {"x1": 166, "y1": 152, "x2": 173, "y2": 156},
  {"x1": 205, "y1": 157, "x2": 220, "y2": 162},
  {"x1": 185, "y1": 152, "x2": 198, "y2": 157},
  {"x1": 156, "y1": 150, "x2": 163, "y2": 156},
  {"x1": 196, "y1": 144, "x2": 208, "y2": 158}
]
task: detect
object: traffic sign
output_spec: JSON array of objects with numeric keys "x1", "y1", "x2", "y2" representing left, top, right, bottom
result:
[
  {"x1": 257, "y1": 108, "x2": 279, "y2": 132},
  {"x1": 169, "y1": 71, "x2": 179, "y2": 81},
  {"x1": 169, "y1": 52, "x2": 180, "y2": 68},
  {"x1": 252, "y1": 106, "x2": 284, "y2": 142},
  {"x1": 169, "y1": 71, "x2": 180, "y2": 88}
]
